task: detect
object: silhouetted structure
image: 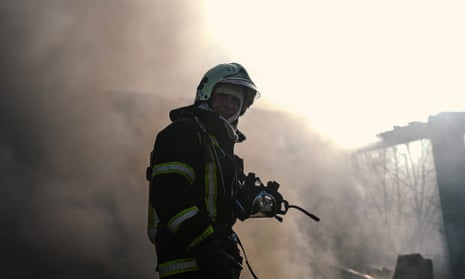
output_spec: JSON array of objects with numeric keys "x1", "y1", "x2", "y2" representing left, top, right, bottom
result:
[
  {"x1": 393, "y1": 254, "x2": 433, "y2": 279},
  {"x1": 358, "y1": 111, "x2": 465, "y2": 279}
]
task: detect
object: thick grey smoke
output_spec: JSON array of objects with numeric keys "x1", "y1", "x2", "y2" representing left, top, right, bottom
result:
[
  {"x1": 236, "y1": 112, "x2": 449, "y2": 278},
  {"x1": 236, "y1": 112, "x2": 364, "y2": 278},
  {"x1": 0, "y1": 1, "x2": 448, "y2": 279},
  {"x1": 0, "y1": 1, "x2": 205, "y2": 278}
]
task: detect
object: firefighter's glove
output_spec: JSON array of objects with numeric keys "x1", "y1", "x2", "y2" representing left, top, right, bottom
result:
[
  {"x1": 265, "y1": 181, "x2": 286, "y2": 216},
  {"x1": 233, "y1": 173, "x2": 264, "y2": 220},
  {"x1": 193, "y1": 239, "x2": 243, "y2": 278}
]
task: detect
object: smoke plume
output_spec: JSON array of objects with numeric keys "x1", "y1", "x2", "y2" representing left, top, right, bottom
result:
[{"x1": 0, "y1": 1, "x2": 205, "y2": 278}]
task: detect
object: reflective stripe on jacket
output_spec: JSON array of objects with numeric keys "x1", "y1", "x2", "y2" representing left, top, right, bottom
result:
[{"x1": 158, "y1": 257, "x2": 198, "y2": 278}]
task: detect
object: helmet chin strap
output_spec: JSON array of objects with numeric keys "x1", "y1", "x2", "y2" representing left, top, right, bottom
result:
[
  {"x1": 222, "y1": 117, "x2": 240, "y2": 142},
  {"x1": 226, "y1": 110, "x2": 241, "y2": 124}
]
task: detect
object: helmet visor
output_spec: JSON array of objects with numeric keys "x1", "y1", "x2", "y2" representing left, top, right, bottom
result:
[{"x1": 220, "y1": 78, "x2": 257, "y2": 92}]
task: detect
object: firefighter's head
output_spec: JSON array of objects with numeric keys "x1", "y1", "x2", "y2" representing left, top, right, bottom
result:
[{"x1": 196, "y1": 63, "x2": 258, "y2": 123}]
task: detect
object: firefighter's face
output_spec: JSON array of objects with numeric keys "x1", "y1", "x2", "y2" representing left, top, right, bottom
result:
[{"x1": 210, "y1": 84, "x2": 244, "y2": 119}]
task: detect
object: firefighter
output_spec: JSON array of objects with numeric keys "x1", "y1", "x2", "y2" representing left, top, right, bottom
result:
[{"x1": 146, "y1": 63, "x2": 284, "y2": 279}]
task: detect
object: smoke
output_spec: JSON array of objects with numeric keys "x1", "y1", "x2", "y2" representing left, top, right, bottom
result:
[
  {"x1": 0, "y1": 1, "x2": 207, "y2": 278},
  {"x1": 236, "y1": 112, "x2": 449, "y2": 278},
  {"x1": 235, "y1": 112, "x2": 360, "y2": 278},
  {"x1": 0, "y1": 1, "x2": 448, "y2": 279}
]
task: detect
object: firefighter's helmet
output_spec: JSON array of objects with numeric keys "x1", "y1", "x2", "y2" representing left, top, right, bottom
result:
[{"x1": 196, "y1": 63, "x2": 258, "y2": 115}]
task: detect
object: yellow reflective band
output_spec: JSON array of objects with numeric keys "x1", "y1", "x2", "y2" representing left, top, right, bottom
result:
[
  {"x1": 188, "y1": 225, "x2": 214, "y2": 250},
  {"x1": 158, "y1": 258, "x2": 198, "y2": 278},
  {"x1": 147, "y1": 203, "x2": 159, "y2": 244},
  {"x1": 204, "y1": 158, "x2": 217, "y2": 221},
  {"x1": 152, "y1": 162, "x2": 195, "y2": 184},
  {"x1": 209, "y1": 135, "x2": 219, "y2": 147},
  {"x1": 167, "y1": 206, "x2": 199, "y2": 233}
]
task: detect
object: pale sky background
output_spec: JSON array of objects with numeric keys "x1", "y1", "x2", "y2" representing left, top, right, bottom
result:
[{"x1": 200, "y1": 0, "x2": 465, "y2": 149}]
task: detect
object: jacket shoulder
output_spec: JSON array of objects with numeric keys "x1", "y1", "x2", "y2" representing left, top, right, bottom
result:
[
  {"x1": 154, "y1": 116, "x2": 201, "y2": 148},
  {"x1": 166, "y1": 116, "x2": 200, "y2": 136}
]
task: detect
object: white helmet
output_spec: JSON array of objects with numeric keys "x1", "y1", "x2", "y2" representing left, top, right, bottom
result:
[{"x1": 196, "y1": 63, "x2": 258, "y2": 115}]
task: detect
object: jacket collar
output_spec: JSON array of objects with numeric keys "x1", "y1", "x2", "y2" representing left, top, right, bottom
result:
[{"x1": 169, "y1": 103, "x2": 246, "y2": 143}]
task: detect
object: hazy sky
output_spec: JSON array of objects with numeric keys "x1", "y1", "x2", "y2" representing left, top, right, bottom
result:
[{"x1": 201, "y1": 0, "x2": 465, "y2": 149}]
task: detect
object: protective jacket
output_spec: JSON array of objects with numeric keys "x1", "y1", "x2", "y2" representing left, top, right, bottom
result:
[{"x1": 147, "y1": 104, "x2": 245, "y2": 278}]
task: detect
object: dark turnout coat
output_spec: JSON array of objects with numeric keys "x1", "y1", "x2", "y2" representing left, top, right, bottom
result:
[{"x1": 147, "y1": 105, "x2": 245, "y2": 278}]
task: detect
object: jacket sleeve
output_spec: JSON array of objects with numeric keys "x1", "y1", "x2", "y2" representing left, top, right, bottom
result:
[{"x1": 149, "y1": 120, "x2": 215, "y2": 251}]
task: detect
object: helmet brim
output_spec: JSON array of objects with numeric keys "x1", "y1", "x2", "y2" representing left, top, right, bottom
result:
[{"x1": 219, "y1": 78, "x2": 257, "y2": 92}]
